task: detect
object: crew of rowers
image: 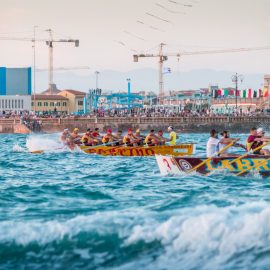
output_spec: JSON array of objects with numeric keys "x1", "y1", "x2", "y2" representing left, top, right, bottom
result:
[
  {"x1": 60, "y1": 126, "x2": 177, "y2": 147},
  {"x1": 207, "y1": 127, "x2": 270, "y2": 157}
]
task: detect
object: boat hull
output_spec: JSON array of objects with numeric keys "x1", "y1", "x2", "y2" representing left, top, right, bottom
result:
[
  {"x1": 79, "y1": 144, "x2": 195, "y2": 157},
  {"x1": 155, "y1": 155, "x2": 270, "y2": 177}
]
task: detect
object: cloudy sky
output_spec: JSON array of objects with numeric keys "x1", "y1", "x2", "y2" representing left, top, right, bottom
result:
[{"x1": 0, "y1": 0, "x2": 270, "y2": 91}]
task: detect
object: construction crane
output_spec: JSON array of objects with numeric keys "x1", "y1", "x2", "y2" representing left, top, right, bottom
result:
[
  {"x1": 36, "y1": 66, "x2": 90, "y2": 72},
  {"x1": 133, "y1": 43, "x2": 270, "y2": 97},
  {"x1": 45, "y1": 29, "x2": 79, "y2": 94},
  {"x1": 0, "y1": 29, "x2": 79, "y2": 94}
]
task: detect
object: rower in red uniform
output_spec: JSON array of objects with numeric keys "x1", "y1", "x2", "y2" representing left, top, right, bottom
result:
[
  {"x1": 81, "y1": 128, "x2": 94, "y2": 146},
  {"x1": 246, "y1": 127, "x2": 270, "y2": 155},
  {"x1": 92, "y1": 128, "x2": 102, "y2": 145},
  {"x1": 102, "y1": 129, "x2": 118, "y2": 144},
  {"x1": 123, "y1": 128, "x2": 136, "y2": 146}
]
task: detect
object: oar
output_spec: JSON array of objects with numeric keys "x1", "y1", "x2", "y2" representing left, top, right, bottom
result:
[
  {"x1": 226, "y1": 142, "x2": 270, "y2": 167},
  {"x1": 81, "y1": 140, "x2": 122, "y2": 150},
  {"x1": 236, "y1": 156, "x2": 270, "y2": 176},
  {"x1": 187, "y1": 140, "x2": 237, "y2": 174}
]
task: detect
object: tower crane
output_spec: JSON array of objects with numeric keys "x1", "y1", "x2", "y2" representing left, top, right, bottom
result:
[
  {"x1": 0, "y1": 29, "x2": 79, "y2": 94},
  {"x1": 133, "y1": 43, "x2": 270, "y2": 97}
]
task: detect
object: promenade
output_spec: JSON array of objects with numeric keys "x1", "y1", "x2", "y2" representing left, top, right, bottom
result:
[{"x1": 1, "y1": 116, "x2": 269, "y2": 134}]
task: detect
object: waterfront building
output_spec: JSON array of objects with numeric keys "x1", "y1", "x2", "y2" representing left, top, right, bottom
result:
[
  {"x1": 211, "y1": 79, "x2": 269, "y2": 113},
  {"x1": 86, "y1": 90, "x2": 144, "y2": 112},
  {"x1": 31, "y1": 95, "x2": 69, "y2": 114},
  {"x1": 0, "y1": 95, "x2": 31, "y2": 113},
  {"x1": 0, "y1": 67, "x2": 31, "y2": 95},
  {"x1": 159, "y1": 89, "x2": 211, "y2": 112},
  {"x1": 58, "y1": 89, "x2": 86, "y2": 113}
]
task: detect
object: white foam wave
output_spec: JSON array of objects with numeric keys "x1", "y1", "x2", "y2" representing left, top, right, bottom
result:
[
  {"x1": 125, "y1": 202, "x2": 270, "y2": 269},
  {"x1": 26, "y1": 133, "x2": 66, "y2": 153},
  {"x1": 2, "y1": 202, "x2": 270, "y2": 268},
  {"x1": 0, "y1": 209, "x2": 147, "y2": 246},
  {"x1": 12, "y1": 144, "x2": 26, "y2": 152}
]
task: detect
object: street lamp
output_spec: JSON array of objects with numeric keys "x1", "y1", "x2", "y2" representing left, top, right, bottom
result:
[
  {"x1": 231, "y1": 73, "x2": 244, "y2": 113},
  {"x1": 127, "y1": 78, "x2": 131, "y2": 110},
  {"x1": 95, "y1": 71, "x2": 100, "y2": 90}
]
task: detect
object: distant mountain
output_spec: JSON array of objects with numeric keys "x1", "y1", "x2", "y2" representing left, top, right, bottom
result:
[{"x1": 35, "y1": 68, "x2": 265, "y2": 94}]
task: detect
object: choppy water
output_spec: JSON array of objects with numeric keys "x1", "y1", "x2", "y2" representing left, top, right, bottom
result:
[{"x1": 1, "y1": 133, "x2": 270, "y2": 269}]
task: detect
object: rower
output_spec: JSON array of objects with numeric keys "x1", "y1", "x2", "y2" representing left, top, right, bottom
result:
[
  {"x1": 247, "y1": 128, "x2": 270, "y2": 155},
  {"x1": 70, "y1": 128, "x2": 82, "y2": 145},
  {"x1": 123, "y1": 128, "x2": 136, "y2": 146},
  {"x1": 81, "y1": 128, "x2": 94, "y2": 146},
  {"x1": 219, "y1": 130, "x2": 241, "y2": 157},
  {"x1": 246, "y1": 127, "x2": 270, "y2": 155},
  {"x1": 156, "y1": 130, "x2": 168, "y2": 145},
  {"x1": 144, "y1": 130, "x2": 159, "y2": 146},
  {"x1": 60, "y1": 128, "x2": 70, "y2": 145},
  {"x1": 206, "y1": 129, "x2": 220, "y2": 157},
  {"x1": 102, "y1": 129, "x2": 118, "y2": 145},
  {"x1": 133, "y1": 129, "x2": 145, "y2": 146},
  {"x1": 167, "y1": 126, "x2": 177, "y2": 146},
  {"x1": 92, "y1": 127, "x2": 102, "y2": 145},
  {"x1": 113, "y1": 130, "x2": 123, "y2": 145}
]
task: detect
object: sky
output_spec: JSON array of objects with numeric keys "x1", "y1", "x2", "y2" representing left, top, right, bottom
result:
[{"x1": 0, "y1": 0, "x2": 270, "y2": 92}]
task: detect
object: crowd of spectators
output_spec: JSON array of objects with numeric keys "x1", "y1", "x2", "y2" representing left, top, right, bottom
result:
[{"x1": 0, "y1": 107, "x2": 269, "y2": 121}]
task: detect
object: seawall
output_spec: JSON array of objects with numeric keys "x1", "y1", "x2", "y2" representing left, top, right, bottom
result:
[{"x1": 0, "y1": 116, "x2": 269, "y2": 134}]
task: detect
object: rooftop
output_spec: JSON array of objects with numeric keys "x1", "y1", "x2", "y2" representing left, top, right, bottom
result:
[
  {"x1": 60, "y1": 89, "x2": 86, "y2": 96},
  {"x1": 32, "y1": 95, "x2": 68, "y2": 100}
]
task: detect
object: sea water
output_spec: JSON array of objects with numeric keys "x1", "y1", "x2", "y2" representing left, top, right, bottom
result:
[{"x1": 1, "y1": 133, "x2": 270, "y2": 269}]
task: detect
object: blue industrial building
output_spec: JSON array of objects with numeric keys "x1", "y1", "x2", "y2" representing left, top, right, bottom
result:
[{"x1": 0, "y1": 67, "x2": 31, "y2": 95}]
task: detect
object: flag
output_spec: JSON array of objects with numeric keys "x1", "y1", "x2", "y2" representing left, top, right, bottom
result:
[
  {"x1": 248, "y1": 89, "x2": 252, "y2": 98},
  {"x1": 263, "y1": 86, "x2": 269, "y2": 97},
  {"x1": 163, "y1": 67, "x2": 171, "y2": 74}
]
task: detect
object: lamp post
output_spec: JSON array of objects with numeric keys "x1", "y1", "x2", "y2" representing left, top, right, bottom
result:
[
  {"x1": 127, "y1": 78, "x2": 131, "y2": 110},
  {"x1": 232, "y1": 73, "x2": 244, "y2": 113},
  {"x1": 95, "y1": 71, "x2": 100, "y2": 90}
]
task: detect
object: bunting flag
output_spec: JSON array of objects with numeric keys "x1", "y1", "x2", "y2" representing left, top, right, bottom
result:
[
  {"x1": 242, "y1": 89, "x2": 247, "y2": 98},
  {"x1": 263, "y1": 86, "x2": 269, "y2": 97},
  {"x1": 248, "y1": 89, "x2": 252, "y2": 98},
  {"x1": 223, "y1": 88, "x2": 228, "y2": 97}
]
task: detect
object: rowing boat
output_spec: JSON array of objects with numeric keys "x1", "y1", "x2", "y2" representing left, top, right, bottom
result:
[
  {"x1": 155, "y1": 154, "x2": 270, "y2": 177},
  {"x1": 79, "y1": 144, "x2": 195, "y2": 157}
]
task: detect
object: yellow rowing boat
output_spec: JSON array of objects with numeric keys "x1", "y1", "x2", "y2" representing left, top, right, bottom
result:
[{"x1": 79, "y1": 144, "x2": 195, "y2": 157}]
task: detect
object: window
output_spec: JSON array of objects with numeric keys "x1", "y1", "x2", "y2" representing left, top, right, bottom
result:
[
  {"x1": 50, "y1": 102, "x2": 54, "y2": 106},
  {"x1": 8, "y1": 100, "x2": 11, "y2": 109},
  {"x1": 44, "y1": 102, "x2": 48, "y2": 107},
  {"x1": 63, "y1": 102, "x2": 67, "y2": 107},
  {"x1": 56, "y1": 102, "x2": 60, "y2": 106},
  {"x1": 15, "y1": 100, "x2": 17, "y2": 109},
  {"x1": 12, "y1": 100, "x2": 14, "y2": 109},
  {"x1": 78, "y1": 100, "x2": 83, "y2": 106},
  {"x1": 38, "y1": 102, "x2": 42, "y2": 107},
  {"x1": 31, "y1": 102, "x2": 34, "y2": 107},
  {"x1": 21, "y1": 100, "x2": 24, "y2": 108},
  {"x1": 18, "y1": 100, "x2": 20, "y2": 108},
  {"x1": 1, "y1": 100, "x2": 3, "y2": 108}
]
